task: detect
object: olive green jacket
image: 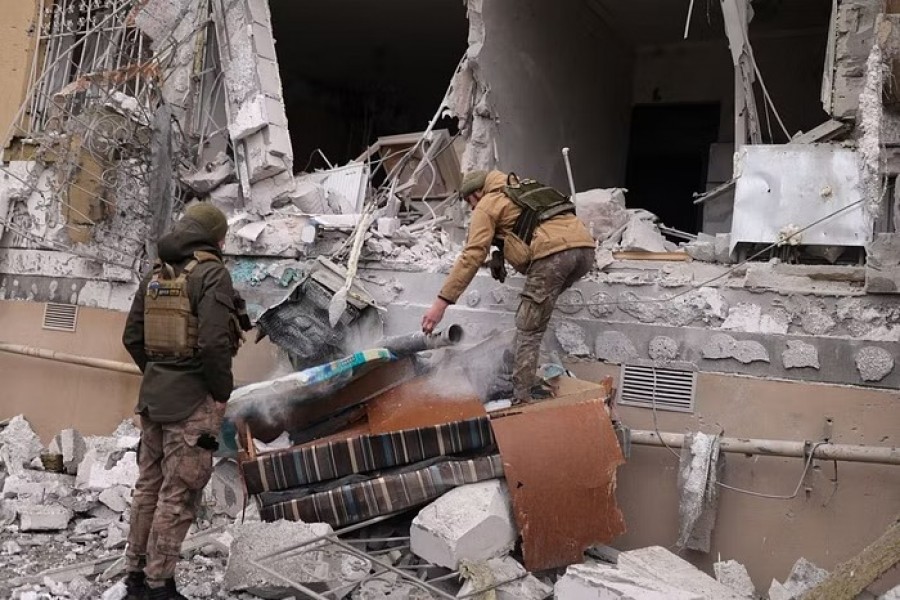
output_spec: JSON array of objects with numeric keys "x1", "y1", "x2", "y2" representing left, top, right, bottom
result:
[{"x1": 123, "y1": 218, "x2": 237, "y2": 423}]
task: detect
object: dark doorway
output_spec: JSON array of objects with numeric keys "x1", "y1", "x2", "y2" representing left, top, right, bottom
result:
[
  {"x1": 268, "y1": 0, "x2": 468, "y2": 171},
  {"x1": 624, "y1": 104, "x2": 721, "y2": 234}
]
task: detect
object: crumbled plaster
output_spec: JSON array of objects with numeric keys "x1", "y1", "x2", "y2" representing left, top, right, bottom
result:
[
  {"x1": 855, "y1": 346, "x2": 894, "y2": 381},
  {"x1": 722, "y1": 303, "x2": 789, "y2": 335},
  {"x1": 702, "y1": 333, "x2": 770, "y2": 364},
  {"x1": 782, "y1": 340, "x2": 820, "y2": 370},
  {"x1": 595, "y1": 331, "x2": 638, "y2": 364},
  {"x1": 555, "y1": 321, "x2": 592, "y2": 357},
  {"x1": 648, "y1": 336, "x2": 679, "y2": 362},
  {"x1": 859, "y1": 40, "x2": 885, "y2": 212}
]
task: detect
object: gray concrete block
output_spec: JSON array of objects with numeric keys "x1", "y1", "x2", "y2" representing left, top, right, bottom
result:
[
  {"x1": 256, "y1": 58, "x2": 284, "y2": 98},
  {"x1": 714, "y1": 559, "x2": 756, "y2": 598},
  {"x1": 18, "y1": 505, "x2": 73, "y2": 531},
  {"x1": 0, "y1": 415, "x2": 43, "y2": 474},
  {"x1": 75, "y1": 450, "x2": 139, "y2": 491},
  {"x1": 252, "y1": 23, "x2": 278, "y2": 62},
  {"x1": 48, "y1": 428, "x2": 87, "y2": 475},
  {"x1": 458, "y1": 556, "x2": 553, "y2": 600},
  {"x1": 554, "y1": 561, "x2": 703, "y2": 600},
  {"x1": 410, "y1": 480, "x2": 516, "y2": 570},
  {"x1": 224, "y1": 520, "x2": 369, "y2": 598},
  {"x1": 619, "y1": 547, "x2": 748, "y2": 599},
  {"x1": 2, "y1": 471, "x2": 75, "y2": 499}
]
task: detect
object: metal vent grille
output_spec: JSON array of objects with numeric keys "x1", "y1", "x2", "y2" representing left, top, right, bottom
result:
[
  {"x1": 618, "y1": 364, "x2": 696, "y2": 413},
  {"x1": 42, "y1": 303, "x2": 78, "y2": 332}
]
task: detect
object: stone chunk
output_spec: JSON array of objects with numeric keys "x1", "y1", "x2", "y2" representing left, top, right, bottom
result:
[
  {"x1": 855, "y1": 346, "x2": 895, "y2": 381},
  {"x1": 702, "y1": 334, "x2": 769, "y2": 364},
  {"x1": 782, "y1": 341, "x2": 820, "y2": 370},
  {"x1": 410, "y1": 480, "x2": 516, "y2": 570},
  {"x1": 76, "y1": 450, "x2": 138, "y2": 490},
  {"x1": 98, "y1": 486, "x2": 131, "y2": 513},
  {"x1": 49, "y1": 429, "x2": 87, "y2": 474},
  {"x1": 574, "y1": 188, "x2": 629, "y2": 242},
  {"x1": 181, "y1": 152, "x2": 234, "y2": 194},
  {"x1": 618, "y1": 547, "x2": 748, "y2": 599},
  {"x1": 768, "y1": 557, "x2": 828, "y2": 600},
  {"x1": 554, "y1": 561, "x2": 702, "y2": 600},
  {"x1": 0, "y1": 415, "x2": 43, "y2": 474},
  {"x1": 649, "y1": 336, "x2": 679, "y2": 362},
  {"x1": 620, "y1": 216, "x2": 667, "y2": 253},
  {"x1": 2, "y1": 471, "x2": 75, "y2": 499},
  {"x1": 594, "y1": 331, "x2": 639, "y2": 364},
  {"x1": 18, "y1": 504, "x2": 73, "y2": 531},
  {"x1": 224, "y1": 520, "x2": 369, "y2": 598},
  {"x1": 458, "y1": 556, "x2": 553, "y2": 600},
  {"x1": 555, "y1": 321, "x2": 592, "y2": 357},
  {"x1": 714, "y1": 559, "x2": 757, "y2": 598},
  {"x1": 206, "y1": 460, "x2": 246, "y2": 518}
]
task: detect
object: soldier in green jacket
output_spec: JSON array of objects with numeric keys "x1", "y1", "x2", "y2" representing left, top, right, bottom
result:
[{"x1": 120, "y1": 203, "x2": 243, "y2": 600}]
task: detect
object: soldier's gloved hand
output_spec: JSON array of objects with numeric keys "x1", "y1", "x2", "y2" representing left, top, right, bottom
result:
[
  {"x1": 490, "y1": 250, "x2": 507, "y2": 283},
  {"x1": 233, "y1": 293, "x2": 253, "y2": 332}
]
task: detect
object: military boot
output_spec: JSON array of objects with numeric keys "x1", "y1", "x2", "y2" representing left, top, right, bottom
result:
[
  {"x1": 146, "y1": 579, "x2": 188, "y2": 600},
  {"x1": 122, "y1": 571, "x2": 148, "y2": 600}
]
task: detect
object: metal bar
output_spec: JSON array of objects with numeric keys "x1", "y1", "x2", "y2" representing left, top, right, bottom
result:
[
  {"x1": 328, "y1": 538, "x2": 458, "y2": 599},
  {"x1": 0, "y1": 342, "x2": 141, "y2": 375},
  {"x1": 630, "y1": 430, "x2": 900, "y2": 465}
]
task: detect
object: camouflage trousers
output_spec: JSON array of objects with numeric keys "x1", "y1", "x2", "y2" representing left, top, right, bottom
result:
[
  {"x1": 126, "y1": 397, "x2": 222, "y2": 586},
  {"x1": 513, "y1": 247, "x2": 595, "y2": 401}
]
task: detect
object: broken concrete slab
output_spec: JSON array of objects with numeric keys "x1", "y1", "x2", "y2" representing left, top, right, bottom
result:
[
  {"x1": 18, "y1": 505, "x2": 73, "y2": 532},
  {"x1": 620, "y1": 216, "x2": 667, "y2": 253},
  {"x1": 48, "y1": 429, "x2": 87, "y2": 475},
  {"x1": 575, "y1": 188, "x2": 629, "y2": 242},
  {"x1": 181, "y1": 152, "x2": 234, "y2": 194},
  {"x1": 224, "y1": 520, "x2": 369, "y2": 598},
  {"x1": 75, "y1": 449, "x2": 138, "y2": 490},
  {"x1": 554, "y1": 561, "x2": 703, "y2": 600},
  {"x1": 714, "y1": 559, "x2": 757, "y2": 598},
  {"x1": 769, "y1": 557, "x2": 829, "y2": 600},
  {"x1": 410, "y1": 480, "x2": 516, "y2": 570},
  {"x1": 206, "y1": 460, "x2": 245, "y2": 518},
  {"x1": 618, "y1": 547, "x2": 748, "y2": 599},
  {"x1": 677, "y1": 432, "x2": 722, "y2": 553},
  {"x1": 2, "y1": 471, "x2": 75, "y2": 499},
  {"x1": 0, "y1": 415, "x2": 43, "y2": 474},
  {"x1": 104, "y1": 522, "x2": 129, "y2": 550},
  {"x1": 458, "y1": 556, "x2": 553, "y2": 600},
  {"x1": 98, "y1": 486, "x2": 131, "y2": 513}
]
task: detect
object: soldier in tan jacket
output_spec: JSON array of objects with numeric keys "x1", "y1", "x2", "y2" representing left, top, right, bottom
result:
[{"x1": 422, "y1": 170, "x2": 596, "y2": 402}]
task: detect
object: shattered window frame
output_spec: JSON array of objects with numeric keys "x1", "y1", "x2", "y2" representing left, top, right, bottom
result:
[{"x1": 21, "y1": 0, "x2": 153, "y2": 137}]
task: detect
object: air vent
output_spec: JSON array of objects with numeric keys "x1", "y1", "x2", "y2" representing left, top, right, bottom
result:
[
  {"x1": 42, "y1": 303, "x2": 78, "y2": 332},
  {"x1": 617, "y1": 364, "x2": 695, "y2": 413}
]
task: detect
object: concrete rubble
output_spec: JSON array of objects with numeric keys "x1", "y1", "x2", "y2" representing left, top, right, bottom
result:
[{"x1": 410, "y1": 480, "x2": 517, "y2": 570}]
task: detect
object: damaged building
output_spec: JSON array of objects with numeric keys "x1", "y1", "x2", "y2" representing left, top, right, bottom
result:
[{"x1": 1, "y1": 0, "x2": 900, "y2": 598}]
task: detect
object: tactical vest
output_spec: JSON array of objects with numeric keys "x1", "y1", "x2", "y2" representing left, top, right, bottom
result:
[
  {"x1": 144, "y1": 250, "x2": 221, "y2": 359},
  {"x1": 503, "y1": 173, "x2": 576, "y2": 245}
]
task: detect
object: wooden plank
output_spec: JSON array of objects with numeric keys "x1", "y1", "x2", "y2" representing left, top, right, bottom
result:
[
  {"x1": 613, "y1": 251, "x2": 691, "y2": 261},
  {"x1": 803, "y1": 514, "x2": 900, "y2": 600}
]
